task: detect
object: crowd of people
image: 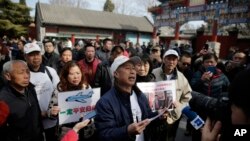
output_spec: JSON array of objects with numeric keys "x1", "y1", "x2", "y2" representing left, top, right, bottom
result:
[{"x1": 0, "y1": 36, "x2": 250, "y2": 141}]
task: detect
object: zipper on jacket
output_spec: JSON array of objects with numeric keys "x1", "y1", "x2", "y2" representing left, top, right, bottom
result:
[
  {"x1": 24, "y1": 89, "x2": 31, "y2": 107},
  {"x1": 208, "y1": 82, "x2": 211, "y2": 96}
]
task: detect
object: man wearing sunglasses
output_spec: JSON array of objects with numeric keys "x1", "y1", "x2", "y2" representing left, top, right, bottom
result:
[
  {"x1": 177, "y1": 52, "x2": 193, "y2": 83},
  {"x1": 149, "y1": 45, "x2": 162, "y2": 69},
  {"x1": 177, "y1": 52, "x2": 193, "y2": 136}
]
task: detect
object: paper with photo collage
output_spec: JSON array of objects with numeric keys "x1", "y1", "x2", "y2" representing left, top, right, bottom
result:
[{"x1": 137, "y1": 80, "x2": 176, "y2": 112}]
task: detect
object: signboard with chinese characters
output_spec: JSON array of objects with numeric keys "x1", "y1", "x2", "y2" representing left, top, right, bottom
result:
[
  {"x1": 58, "y1": 88, "x2": 100, "y2": 125},
  {"x1": 153, "y1": 1, "x2": 250, "y2": 27}
]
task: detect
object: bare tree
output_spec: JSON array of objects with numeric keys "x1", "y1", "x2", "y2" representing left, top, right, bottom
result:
[
  {"x1": 113, "y1": 0, "x2": 159, "y2": 16},
  {"x1": 113, "y1": 0, "x2": 132, "y2": 15},
  {"x1": 76, "y1": 0, "x2": 89, "y2": 8},
  {"x1": 139, "y1": 0, "x2": 158, "y2": 9},
  {"x1": 49, "y1": 0, "x2": 89, "y2": 9}
]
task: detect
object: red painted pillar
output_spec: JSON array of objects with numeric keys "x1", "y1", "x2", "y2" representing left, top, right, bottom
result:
[
  {"x1": 71, "y1": 34, "x2": 75, "y2": 46},
  {"x1": 136, "y1": 33, "x2": 140, "y2": 44},
  {"x1": 184, "y1": 0, "x2": 189, "y2": 6},
  {"x1": 174, "y1": 22, "x2": 180, "y2": 40},
  {"x1": 211, "y1": 20, "x2": 218, "y2": 42}
]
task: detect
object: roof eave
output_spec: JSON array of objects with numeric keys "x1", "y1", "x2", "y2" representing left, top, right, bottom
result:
[{"x1": 42, "y1": 22, "x2": 153, "y2": 33}]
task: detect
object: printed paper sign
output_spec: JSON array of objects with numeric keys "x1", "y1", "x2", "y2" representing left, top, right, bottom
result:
[
  {"x1": 137, "y1": 81, "x2": 176, "y2": 112},
  {"x1": 58, "y1": 88, "x2": 100, "y2": 125}
]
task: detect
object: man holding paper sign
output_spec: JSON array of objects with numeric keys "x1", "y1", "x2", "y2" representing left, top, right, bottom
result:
[
  {"x1": 152, "y1": 49, "x2": 192, "y2": 141},
  {"x1": 95, "y1": 55, "x2": 166, "y2": 141}
]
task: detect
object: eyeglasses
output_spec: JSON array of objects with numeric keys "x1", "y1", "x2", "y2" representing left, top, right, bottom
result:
[{"x1": 182, "y1": 63, "x2": 191, "y2": 66}]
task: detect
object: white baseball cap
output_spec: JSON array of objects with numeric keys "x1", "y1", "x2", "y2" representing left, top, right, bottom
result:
[
  {"x1": 24, "y1": 43, "x2": 41, "y2": 54},
  {"x1": 163, "y1": 49, "x2": 179, "y2": 59},
  {"x1": 110, "y1": 55, "x2": 141, "y2": 75}
]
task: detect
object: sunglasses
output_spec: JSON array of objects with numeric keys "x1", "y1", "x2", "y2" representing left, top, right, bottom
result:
[{"x1": 182, "y1": 63, "x2": 191, "y2": 66}]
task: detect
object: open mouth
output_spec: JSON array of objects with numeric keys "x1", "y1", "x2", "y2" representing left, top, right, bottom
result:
[{"x1": 128, "y1": 76, "x2": 136, "y2": 80}]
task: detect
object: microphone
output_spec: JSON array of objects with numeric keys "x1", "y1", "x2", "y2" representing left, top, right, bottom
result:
[{"x1": 182, "y1": 106, "x2": 204, "y2": 130}]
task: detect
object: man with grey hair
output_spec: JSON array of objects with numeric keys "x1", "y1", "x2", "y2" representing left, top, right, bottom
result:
[{"x1": 0, "y1": 60, "x2": 44, "y2": 141}]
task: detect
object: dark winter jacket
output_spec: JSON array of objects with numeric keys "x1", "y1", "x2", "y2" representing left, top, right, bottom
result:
[
  {"x1": 136, "y1": 74, "x2": 155, "y2": 82},
  {"x1": 95, "y1": 85, "x2": 158, "y2": 141},
  {"x1": 191, "y1": 67, "x2": 230, "y2": 98},
  {"x1": 0, "y1": 83, "x2": 44, "y2": 141},
  {"x1": 96, "y1": 48, "x2": 110, "y2": 62},
  {"x1": 42, "y1": 52, "x2": 60, "y2": 69},
  {"x1": 93, "y1": 60, "x2": 112, "y2": 96}
]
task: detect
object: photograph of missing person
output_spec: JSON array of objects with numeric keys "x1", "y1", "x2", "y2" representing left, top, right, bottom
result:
[
  {"x1": 144, "y1": 90, "x2": 173, "y2": 111},
  {"x1": 154, "y1": 90, "x2": 173, "y2": 110}
]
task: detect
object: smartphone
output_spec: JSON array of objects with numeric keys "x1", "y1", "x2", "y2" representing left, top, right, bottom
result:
[
  {"x1": 206, "y1": 66, "x2": 216, "y2": 74},
  {"x1": 83, "y1": 110, "x2": 96, "y2": 121}
]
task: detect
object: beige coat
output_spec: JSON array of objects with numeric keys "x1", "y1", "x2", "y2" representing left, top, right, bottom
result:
[{"x1": 152, "y1": 67, "x2": 192, "y2": 124}]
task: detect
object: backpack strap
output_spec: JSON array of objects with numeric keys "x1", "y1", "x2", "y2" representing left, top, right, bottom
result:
[{"x1": 45, "y1": 66, "x2": 53, "y2": 82}]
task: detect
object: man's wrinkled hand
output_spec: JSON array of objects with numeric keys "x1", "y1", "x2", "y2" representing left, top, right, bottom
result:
[{"x1": 127, "y1": 119, "x2": 150, "y2": 135}]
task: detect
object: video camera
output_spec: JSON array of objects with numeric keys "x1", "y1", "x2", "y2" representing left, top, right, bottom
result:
[{"x1": 189, "y1": 91, "x2": 231, "y2": 126}]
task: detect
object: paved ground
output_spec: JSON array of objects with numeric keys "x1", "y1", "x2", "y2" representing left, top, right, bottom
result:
[{"x1": 176, "y1": 116, "x2": 192, "y2": 141}]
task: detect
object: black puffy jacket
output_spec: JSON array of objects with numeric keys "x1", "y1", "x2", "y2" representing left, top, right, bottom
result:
[{"x1": 93, "y1": 60, "x2": 112, "y2": 96}]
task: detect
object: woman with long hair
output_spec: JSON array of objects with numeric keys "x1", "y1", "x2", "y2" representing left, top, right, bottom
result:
[
  {"x1": 58, "y1": 61, "x2": 89, "y2": 91},
  {"x1": 48, "y1": 61, "x2": 96, "y2": 141}
]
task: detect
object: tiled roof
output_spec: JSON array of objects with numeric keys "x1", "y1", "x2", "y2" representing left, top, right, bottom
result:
[{"x1": 36, "y1": 3, "x2": 153, "y2": 33}]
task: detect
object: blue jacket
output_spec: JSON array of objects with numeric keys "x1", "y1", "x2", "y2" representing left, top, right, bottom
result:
[{"x1": 95, "y1": 86, "x2": 157, "y2": 141}]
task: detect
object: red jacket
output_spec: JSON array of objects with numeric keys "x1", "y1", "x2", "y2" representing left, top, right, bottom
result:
[
  {"x1": 0, "y1": 101, "x2": 9, "y2": 126},
  {"x1": 78, "y1": 58, "x2": 101, "y2": 86},
  {"x1": 61, "y1": 130, "x2": 78, "y2": 141}
]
